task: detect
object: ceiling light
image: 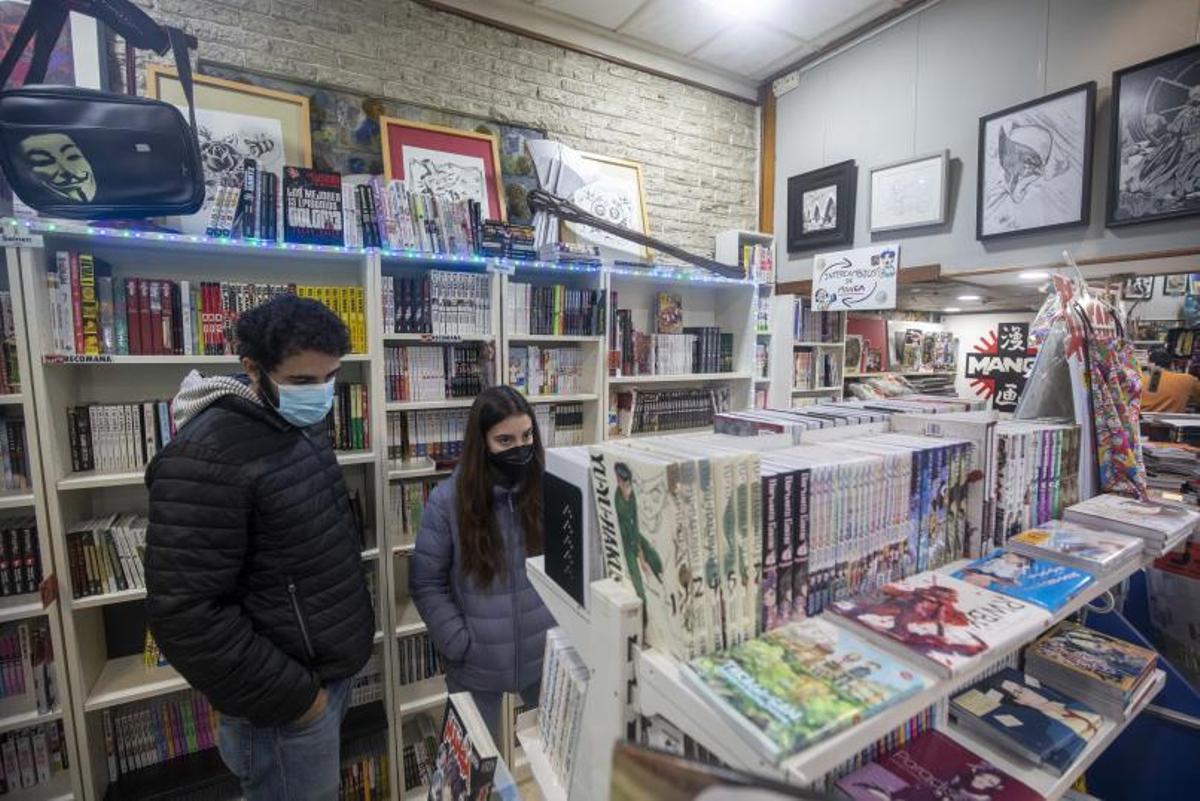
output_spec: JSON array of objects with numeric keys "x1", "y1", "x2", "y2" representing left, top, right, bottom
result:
[
  {"x1": 701, "y1": 0, "x2": 774, "y2": 18},
  {"x1": 956, "y1": 294, "x2": 981, "y2": 301},
  {"x1": 943, "y1": 307, "x2": 962, "y2": 313},
  {"x1": 1018, "y1": 271, "x2": 1050, "y2": 281}
]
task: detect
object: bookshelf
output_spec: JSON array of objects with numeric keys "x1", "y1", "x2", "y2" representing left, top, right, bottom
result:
[
  {"x1": 0, "y1": 248, "x2": 84, "y2": 800},
  {"x1": 783, "y1": 294, "x2": 846, "y2": 405},
  {"x1": 605, "y1": 267, "x2": 756, "y2": 437},
  {"x1": 11, "y1": 230, "x2": 397, "y2": 801},
  {"x1": 714, "y1": 230, "x2": 775, "y2": 411}
]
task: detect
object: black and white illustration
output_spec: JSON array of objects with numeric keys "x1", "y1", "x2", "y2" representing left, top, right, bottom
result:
[
  {"x1": 1164, "y1": 274, "x2": 1188, "y2": 296},
  {"x1": 402, "y1": 145, "x2": 489, "y2": 215},
  {"x1": 802, "y1": 184, "x2": 838, "y2": 232},
  {"x1": 977, "y1": 82, "x2": 1096, "y2": 240},
  {"x1": 1108, "y1": 43, "x2": 1200, "y2": 227},
  {"x1": 1122, "y1": 276, "x2": 1154, "y2": 300},
  {"x1": 17, "y1": 132, "x2": 95, "y2": 203},
  {"x1": 181, "y1": 107, "x2": 286, "y2": 235}
]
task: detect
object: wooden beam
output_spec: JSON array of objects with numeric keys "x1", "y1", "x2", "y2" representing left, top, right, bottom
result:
[
  {"x1": 946, "y1": 246, "x2": 1200, "y2": 278},
  {"x1": 758, "y1": 84, "x2": 776, "y2": 234},
  {"x1": 777, "y1": 263, "x2": 941, "y2": 297}
]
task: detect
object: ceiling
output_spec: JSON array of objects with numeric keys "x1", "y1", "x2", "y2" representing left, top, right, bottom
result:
[{"x1": 423, "y1": 0, "x2": 915, "y2": 100}]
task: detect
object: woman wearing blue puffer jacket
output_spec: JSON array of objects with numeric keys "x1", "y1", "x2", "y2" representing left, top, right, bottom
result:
[{"x1": 409, "y1": 386, "x2": 555, "y2": 743}]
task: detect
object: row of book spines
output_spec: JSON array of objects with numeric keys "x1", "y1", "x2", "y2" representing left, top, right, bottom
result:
[
  {"x1": 66, "y1": 402, "x2": 171, "y2": 474},
  {"x1": 381, "y1": 273, "x2": 492, "y2": 336},
  {"x1": 509, "y1": 284, "x2": 606, "y2": 336},
  {"x1": 360, "y1": 177, "x2": 482, "y2": 255},
  {"x1": 388, "y1": 410, "x2": 468, "y2": 463},
  {"x1": 0, "y1": 418, "x2": 29, "y2": 491},
  {"x1": 823, "y1": 706, "x2": 936, "y2": 792},
  {"x1": 384, "y1": 345, "x2": 488, "y2": 402},
  {"x1": 66, "y1": 527, "x2": 143, "y2": 598},
  {"x1": 232, "y1": 159, "x2": 277, "y2": 241},
  {"x1": 0, "y1": 292, "x2": 18, "y2": 392},
  {"x1": 0, "y1": 721, "x2": 69, "y2": 794},
  {"x1": 103, "y1": 693, "x2": 218, "y2": 778},
  {"x1": 0, "y1": 520, "x2": 41, "y2": 597},
  {"x1": 389, "y1": 481, "x2": 433, "y2": 540},
  {"x1": 337, "y1": 751, "x2": 390, "y2": 801},
  {"x1": 0, "y1": 623, "x2": 54, "y2": 705},
  {"x1": 329, "y1": 384, "x2": 370, "y2": 452},
  {"x1": 396, "y1": 632, "x2": 443, "y2": 686}
]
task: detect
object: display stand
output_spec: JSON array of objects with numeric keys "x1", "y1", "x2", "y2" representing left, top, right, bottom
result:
[{"x1": 714, "y1": 230, "x2": 775, "y2": 410}]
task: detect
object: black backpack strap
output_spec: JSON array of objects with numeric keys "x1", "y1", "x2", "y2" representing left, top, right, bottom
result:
[
  {"x1": 166, "y1": 25, "x2": 197, "y2": 133},
  {"x1": 0, "y1": 0, "x2": 62, "y2": 89}
]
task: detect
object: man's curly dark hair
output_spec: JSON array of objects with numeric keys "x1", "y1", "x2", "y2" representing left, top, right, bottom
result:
[{"x1": 236, "y1": 294, "x2": 350, "y2": 372}]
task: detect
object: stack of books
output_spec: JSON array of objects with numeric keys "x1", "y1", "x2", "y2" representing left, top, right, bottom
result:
[
  {"x1": 506, "y1": 282, "x2": 605, "y2": 336},
  {"x1": 0, "y1": 517, "x2": 40, "y2": 596},
  {"x1": 682, "y1": 618, "x2": 926, "y2": 762},
  {"x1": 534, "y1": 402, "x2": 586, "y2": 448},
  {"x1": 480, "y1": 221, "x2": 534, "y2": 260},
  {"x1": 1006, "y1": 520, "x2": 1143, "y2": 576},
  {"x1": 396, "y1": 631, "x2": 443, "y2": 686},
  {"x1": 950, "y1": 667, "x2": 1103, "y2": 776},
  {"x1": 0, "y1": 721, "x2": 71, "y2": 795},
  {"x1": 611, "y1": 387, "x2": 732, "y2": 438},
  {"x1": 1142, "y1": 440, "x2": 1200, "y2": 492},
  {"x1": 102, "y1": 689, "x2": 219, "y2": 778},
  {"x1": 384, "y1": 344, "x2": 490, "y2": 402},
  {"x1": 793, "y1": 298, "x2": 841, "y2": 343},
  {"x1": 537, "y1": 242, "x2": 601, "y2": 266},
  {"x1": 0, "y1": 619, "x2": 56, "y2": 713},
  {"x1": 66, "y1": 401, "x2": 173, "y2": 474},
  {"x1": 1064, "y1": 493, "x2": 1200, "y2": 555},
  {"x1": 46, "y1": 253, "x2": 368, "y2": 356},
  {"x1": 834, "y1": 730, "x2": 1039, "y2": 800},
  {"x1": 950, "y1": 549, "x2": 1094, "y2": 612},
  {"x1": 327, "y1": 382, "x2": 370, "y2": 452},
  {"x1": 1025, "y1": 621, "x2": 1159, "y2": 719},
  {"x1": 508, "y1": 346, "x2": 583, "y2": 396},
  {"x1": 381, "y1": 271, "x2": 492, "y2": 337},
  {"x1": 0, "y1": 292, "x2": 19, "y2": 395},
  {"x1": 387, "y1": 409, "x2": 468, "y2": 468},
  {"x1": 989, "y1": 421, "x2": 1082, "y2": 547},
  {"x1": 66, "y1": 514, "x2": 146, "y2": 599},
  {"x1": 538, "y1": 628, "x2": 589, "y2": 786},
  {"x1": 359, "y1": 177, "x2": 481, "y2": 255}
]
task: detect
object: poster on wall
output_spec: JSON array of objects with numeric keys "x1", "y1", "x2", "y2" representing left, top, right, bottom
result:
[
  {"x1": 964, "y1": 322, "x2": 1038, "y2": 412},
  {"x1": 811, "y1": 243, "x2": 900, "y2": 312}
]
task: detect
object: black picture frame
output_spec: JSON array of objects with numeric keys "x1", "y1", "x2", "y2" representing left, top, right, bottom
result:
[
  {"x1": 1122, "y1": 276, "x2": 1153, "y2": 300},
  {"x1": 1163, "y1": 274, "x2": 1188, "y2": 296},
  {"x1": 976, "y1": 81, "x2": 1096, "y2": 241},
  {"x1": 787, "y1": 160, "x2": 857, "y2": 253},
  {"x1": 1106, "y1": 42, "x2": 1200, "y2": 228}
]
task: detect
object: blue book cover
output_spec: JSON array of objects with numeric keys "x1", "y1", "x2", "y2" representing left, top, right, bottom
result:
[
  {"x1": 951, "y1": 667, "x2": 1103, "y2": 775},
  {"x1": 952, "y1": 549, "x2": 1094, "y2": 611}
]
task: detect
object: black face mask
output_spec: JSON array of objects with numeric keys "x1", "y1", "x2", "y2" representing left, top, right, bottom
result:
[{"x1": 487, "y1": 444, "x2": 535, "y2": 486}]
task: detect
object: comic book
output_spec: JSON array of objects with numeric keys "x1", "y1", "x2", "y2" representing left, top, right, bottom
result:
[
  {"x1": 428, "y1": 693, "x2": 497, "y2": 801},
  {"x1": 681, "y1": 618, "x2": 925, "y2": 761},
  {"x1": 952, "y1": 549, "x2": 1094, "y2": 611},
  {"x1": 1065, "y1": 493, "x2": 1200, "y2": 551},
  {"x1": 1008, "y1": 519, "x2": 1143, "y2": 575},
  {"x1": 1024, "y1": 621, "x2": 1158, "y2": 716},
  {"x1": 828, "y1": 572, "x2": 1050, "y2": 678}
]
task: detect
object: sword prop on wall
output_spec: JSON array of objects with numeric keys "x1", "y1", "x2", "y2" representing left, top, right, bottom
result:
[{"x1": 526, "y1": 189, "x2": 744, "y2": 280}]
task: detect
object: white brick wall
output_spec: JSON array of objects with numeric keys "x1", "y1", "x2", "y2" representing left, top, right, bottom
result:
[{"x1": 129, "y1": 0, "x2": 759, "y2": 256}]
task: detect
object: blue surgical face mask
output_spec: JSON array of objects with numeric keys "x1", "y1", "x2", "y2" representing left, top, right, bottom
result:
[{"x1": 264, "y1": 372, "x2": 335, "y2": 428}]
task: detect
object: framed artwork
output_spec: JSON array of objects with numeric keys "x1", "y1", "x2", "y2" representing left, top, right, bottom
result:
[
  {"x1": 976, "y1": 82, "x2": 1096, "y2": 241},
  {"x1": 844, "y1": 335, "x2": 864, "y2": 376},
  {"x1": 1107, "y1": 43, "x2": 1200, "y2": 227},
  {"x1": 147, "y1": 67, "x2": 311, "y2": 235},
  {"x1": 380, "y1": 117, "x2": 505, "y2": 221},
  {"x1": 560, "y1": 151, "x2": 650, "y2": 259},
  {"x1": 1122, "y1": 276, "x2": 1153, "y2": 300},
  {"x1": 868, "y1": 151, "x2": 949, "y2": 232},
  {"x1": 0, "y1": 0, "x2": 104, "y2": 87},
  {"x1": 787, "y1": 160, "x2": 857, "y2": 253},
  {"x1": 1189, "y1": 274, "x2": 1200, "y2": 296},
  {"x1": 1163, "y1": 274, "x2": 1188, "y2": 296}
]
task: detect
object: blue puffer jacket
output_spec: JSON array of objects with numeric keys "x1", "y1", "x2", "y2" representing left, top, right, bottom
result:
[{"x1": 409, "y1": 474, "x2": 554, "y2": 693}]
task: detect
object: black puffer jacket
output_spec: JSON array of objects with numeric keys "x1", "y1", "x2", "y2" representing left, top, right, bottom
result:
[{"x1": 145, "y1": 371, "x2": 375, "y2": 727}]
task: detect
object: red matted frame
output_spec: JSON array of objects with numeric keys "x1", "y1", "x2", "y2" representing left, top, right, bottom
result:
[{"x1": 379, "y1": 117, "x2": 506, "y2": 221}]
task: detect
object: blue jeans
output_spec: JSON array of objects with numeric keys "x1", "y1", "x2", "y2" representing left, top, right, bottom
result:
[
  {"x1": 217, "y1": 678, "x2": 351, "y2": 801},
  {"x1": 447, "y1": 679, "x2": 540, "y2": 748}
]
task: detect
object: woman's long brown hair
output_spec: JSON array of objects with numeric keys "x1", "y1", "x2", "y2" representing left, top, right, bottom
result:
[{"x1": 456, "y1": 386, "x2": 545, "y2": 586}]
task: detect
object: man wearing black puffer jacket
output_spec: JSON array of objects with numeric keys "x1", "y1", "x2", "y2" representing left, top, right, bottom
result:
[{"x1": 145, "y1": 294, "x2": 375, "y2": 801}]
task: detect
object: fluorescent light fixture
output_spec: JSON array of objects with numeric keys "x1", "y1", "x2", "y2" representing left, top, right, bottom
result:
[
  {"x1": 956, "y1": 294, "x2": 981, "y2": 301},
  {"x1": 1018, "y1": 271, "x2": 1050, "y2": 280},
  {"x1": 943, "y1": 307, "x2": 962, "y2": 313}
]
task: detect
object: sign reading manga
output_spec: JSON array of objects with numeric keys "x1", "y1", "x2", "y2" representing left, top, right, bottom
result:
[{"x1": 964, "y1": 322, "x2": 1037, "y2": 412}]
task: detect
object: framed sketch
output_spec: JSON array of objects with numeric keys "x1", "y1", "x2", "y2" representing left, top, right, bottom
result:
[
  {"x1": 976, "y1": 82, "x2": 1096, "y2": 241},
  {"x1": 868, "y1": 151, "x2": 949, "y2": 232},
  {"x1": 381, "y1": 117, "x2": 505, "y2": 221},
  {"x1": 147, "y1": 67, "x2": 311, "y2": 235},
  {"x1": 844, "y1": 335, "x2": 864, "y2": 376},
  {"x1": 787, "y1": 160, "x2": 857, "y2": 253},
  {"x1": 560, "y1": 151, "x2": 650, "y2": 259},
  {"x1": 1163, "y1": 274, "x2": 1188, "y2": 296},
  {"x1": 1122, "y1": 276, "x2": 1153, "y2": 300},
  {"x1": 1107, "y1": 43, "x2": 1200, "y2": 227}
]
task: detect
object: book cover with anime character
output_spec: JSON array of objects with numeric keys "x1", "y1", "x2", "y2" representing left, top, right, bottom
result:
[
  {"x1": 952, "y1": 549, "x2": 1094, "y2": 611},
  {"x1": 829, "y1": 573, "x2": 1048, "y2": 677},
  {"x1": 1009, "y1": 519, "x2": 1142, "y2": 573},
  {"x1": 1026, "y1": 621, "x2": 1156, "y2": 695}
]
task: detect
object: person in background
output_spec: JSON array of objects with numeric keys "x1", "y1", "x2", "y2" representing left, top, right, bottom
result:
[
  {"x1": 1142, "y1": 346, "x2": 1200, "y2": 413},
  {"x1": 144, "y1": 295, "x2": 375, "y2": 801},
  {"x1": 410, "y1": 386, "x2": 554, "y2": 744}
]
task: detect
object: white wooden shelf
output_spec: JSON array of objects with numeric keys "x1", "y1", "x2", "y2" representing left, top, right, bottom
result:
[
  {"x1": 83, "y1": 655, "x2": 187, "y2": 712},
  {"x1": 385, "y1": 398, "x2": 475, "y2": 411},
  {"x1": 71, "y1": 588, "x2": 146, "y2": 610},
  {"x1": 0, "y1": 393, "x2": 22, "y2": 405},
  {"x1": 56, "y1": 470, "x2": 144, "y2": 491},
  {"x1": 395, "y1": 602, "x2": 426, "y2": 638},
  {"x1": 527, "y1": 556, "x2": 594, "y2": 669},
  {"x1": 507, "y1": 334, "x2": 605, "y2": 343},
  {"x1": 608, "y1": 371, "x2": 752, "y2": 385},
  {"x1": 42, "y1": 353, "x2": 371, "y2": 365},
  {"x1": 516, "y1": 723, "x2": 568, "y2": 801},
  {"x1": 393, "y1": 543, "x2": 416, "y2": 555},
  {"x1": 793, "y1": 340, "x2": 844, "y2": 347},
  {"x1": 943, "y1": 669, "x2": 1166, "y2": 801},
  {"x1": 387, "y1": 459, "x2": 450, "y2": 481},
  {"x1": 335, "y1": 450, "x2": 376, "y2": 466},
  {"x1": 397, "y1": 675, "x2": 447, "y2": 717},
  {"x1": 632, "y1": 554, "x2": 1153, "y2": 784},
  {"x1": 361, "y1": 547, "x2": 380, "y2": 561},
  {"x1": 383, "y1": 333, "x2": 493, "y2": 343},
  {"x1": 0, "y1": 707, "x2": 63, "y2": 736},
  {"x1": 0, "y1": 492, "x2": 34, "y2": 510},
  {"x1": 792, "y1": 386, "x2": 842, "y2": 394},
  {"x1": 523, "y1": 393, "x2": 598, "y2": 404},
  {"x1": 0, "y1": 596, "x2": 45, "y2": 623}
]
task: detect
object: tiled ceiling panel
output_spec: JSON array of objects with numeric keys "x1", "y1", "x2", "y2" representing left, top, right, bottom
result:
[{"x1": 618, "y1": 0, "x2": 730, "y2": 56}]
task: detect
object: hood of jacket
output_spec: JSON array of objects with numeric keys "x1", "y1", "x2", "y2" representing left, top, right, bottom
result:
[{"x1": 172, "y1": 369, "x2": 266, "y2": 431}]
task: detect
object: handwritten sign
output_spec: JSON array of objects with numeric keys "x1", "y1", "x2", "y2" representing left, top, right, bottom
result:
[{"x1": 811, "y1": 243, "x2": 900, "y2": 311}]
